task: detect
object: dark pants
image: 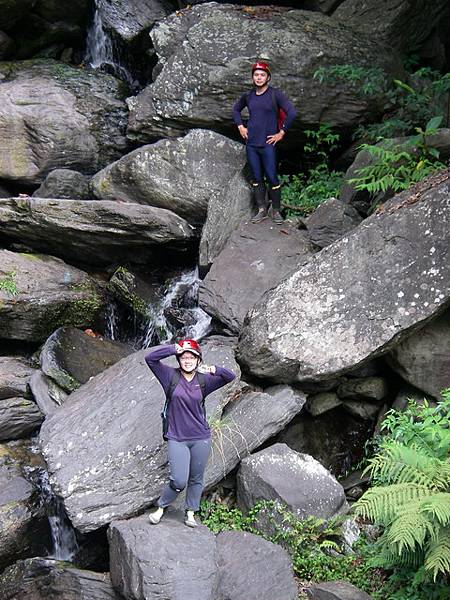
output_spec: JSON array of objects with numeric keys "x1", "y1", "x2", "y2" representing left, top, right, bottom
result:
[
  {"x1": 157, "y1": 438, "x2": 211, "y2": 511},
  {"x1": 246, "y1": 144, "x2": 279, "y2": 186}
]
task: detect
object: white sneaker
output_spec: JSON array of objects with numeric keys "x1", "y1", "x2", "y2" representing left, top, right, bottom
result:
[
  {"x1": 148, "y1": 507, "x2": 164, "y2": 524},
  {"x1": 184, "y1": 510, "x2": 197, "y2": 528}
]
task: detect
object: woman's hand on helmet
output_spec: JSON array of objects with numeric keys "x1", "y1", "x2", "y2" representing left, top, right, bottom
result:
[
  {"x1": 197, "y1": 364, "x2": 216, "y2": 374},
  {"x1": 174, "y1": 343, "x2": 183, "y2": 354}
]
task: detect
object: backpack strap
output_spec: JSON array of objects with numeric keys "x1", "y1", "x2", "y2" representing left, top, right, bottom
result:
[
  {"x1": 166, "y1": 368, "x2": 181, "y2": 404},
  {"x1": 271, "y1": 87, "x2": 278, "y2": 113},
  {"x1": 197, "y1": 372, "x2": 207, "y2": 402}
]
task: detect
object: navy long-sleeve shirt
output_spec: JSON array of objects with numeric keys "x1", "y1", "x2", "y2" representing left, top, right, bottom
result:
[
  {"x1": 145, "y1": 345, "x2": 236, "y2": 441},
  {"x1": 232, "y1": 86, "x2": 297, "y2": 147}
]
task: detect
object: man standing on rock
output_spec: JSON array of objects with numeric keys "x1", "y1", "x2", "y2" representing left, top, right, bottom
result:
[{"x1": 233, "y1": 61, "x2": 296, "y2": 224}]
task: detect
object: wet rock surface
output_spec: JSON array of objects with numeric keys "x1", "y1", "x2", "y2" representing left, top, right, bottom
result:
[
  {"x1": 238, "y1": 172, "x2": 450, "y2": 383},
  {"x1": 0, "y1": 357, "x2": 35, "y2": 400},
  {"x1": 0, "y1": 250, "x2": 105, "y2": 342},
  {"x1": 0, "y1": 197, "x2": 194, "y2": 266},
  {"x1": 0, "y1": 398, "x2": 43, "y2": 441},
  {"x1": 0, "y1": 557, "x2": 122, "y2": 600},
  {"x1": 91, "y1": 129, "x2": 246, "y2": 225},
  {"x1": 199, "y1": 220, "x2": 314, "y2": 333}
]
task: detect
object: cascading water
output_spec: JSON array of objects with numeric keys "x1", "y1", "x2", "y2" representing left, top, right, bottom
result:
[
  {"x1": 84, "y1": 4, "x2": 135, "y2": 87},
  {"x1": 140, "y1": 267, "x2": 212, "y2": 348},
  {"x1": 23, "y1": 451, "x2": 79, "y2": 561}
]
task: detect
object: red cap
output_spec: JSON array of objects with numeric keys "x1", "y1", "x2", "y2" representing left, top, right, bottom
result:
[
  {"x1": 252, "y1": 62, "x2": 271, "y2": 75},
  {"x1": 176, "y1": 339, "x2": 202, "y2": 358}
]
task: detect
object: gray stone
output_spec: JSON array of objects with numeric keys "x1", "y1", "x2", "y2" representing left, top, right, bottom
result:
[
  {"x1": 0, "y1": 60, "x2": 128, "y2": 185},
  {"x1": 91, "y1": 129, "x2": 246, "y2": 225},
  {"x1": 0, "y1": 557, "x2": 121, "y2": 600},
  {"x1": 0, "y1": 442, "x2": 51, "y2": 571},
  {"x1": 341, "y1": 400, "x2": 381, "y2": 420},
  {"x1": 387, "y1": 310, "x2": 450, "y2": 399},
  {"x1": 0, "y1": 250, "x2": 105, "y2": 342},
  {"x1": 29, "y1": 370, "x2": 68, "y2": 417},
  {"x1": 199, "y1": 221, "x2": 314, "y2": 333},
  {"x1": 237, "y1": 171, "x2": 450, "y2": 383},
  {"x1": 199, "y1": 172, "x2": 252, "y2": 270},
  {"x1": 306, "y1": 198, "x2": 362, "y2": 248},
  {"x1": 337, "y1": 377, "x2": 388, "y2": 401},
  {"x1": 305, "y1": 392, "x2": 341, "y2": 416},
  {"x1": 0, "y1": 198, "x2": 194, "y2": 266},
  {"x1": 96, "y1": 0, "x2": 172, "y2": 43},
  {"x1": 40, "y1": 327, "x2": 132, "y2": 392},
  {"x1": 0, "y1": 357, "x2": 35, "y2": 400},
  {"x1": 0, "y1": 398, "x2": 43, "y2": 441},
  {"x1": 305, "y1": 580, "x2": 373, "y2": 600},
  {"x1": 391, "y1": 384, "x2": 433, "y2": 413},
  {"x1": 107, "y1": 268, "x2": 162, "y2": 319},
  {"x1": 32, "y1": 169, "x2": 91, "y2": 200},
  {"x1": 334, "y1": 0, "x2": 448, "y2": 55},
  {"x1": 108, "y1": 512, "x2": 218, "y2": 600},
  {"x1": 216, "y1": 530, "x2": 297, "y2": 600},
  {"x1": 237, "y1": 444, "x2": 347, "y2": 520},
  {"x1": 128, "y1": 3, "x2": 402, "y2": 142},
  {"x1": 341, "y1": 518, "x2": 361, "y2": 553}
]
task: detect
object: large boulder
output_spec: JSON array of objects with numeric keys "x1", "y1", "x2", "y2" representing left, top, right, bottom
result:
[
  {"x1": 387, "y1": 310, "x2": 450, "y2": 399},
  {"x1": 40, "y1": 341, "x2": 305, "y2": 532},
  {"x1": 91, "y1": 129, "x2": 247, "y2": 225},
  {"x1": 0, "y1": 250, "x2": 105, "y2": 342},
  {"x1": 40, "y1": 327, "x2": 131, "y2": 393},
  {"x1": 29, "y1": 371, "x2": 68, "y2": 417},
  {"x1": 237, "y1": 443, "x2": 347, "y2": 520},
  {"x1": 0, "y1": 398, "x2": 43, "y2": 441},
  {"x1": 199, "y1": 221, "x2": 314, "y2": 333},
  {"x1": 0, "y1": 557, "x2": 122, "y2": 599},
  {"x1": 216, "y1": 530, "x2": 297, "y2": 600},
  {"x1": 0, "y1": 197, "x2": 195, "y2": 266},
  {"x1": 109, "y1": 512, "x2": 218, "y2": 600},
  {"x1": 333, "y1": 0, "x2": 448, "y2": 56},
  {"x1": 127, "y1": 3, "x2": 403, "y2": 142},
  {"x1": 0, "y1": 442, "x2": 51, "y2": 571},
  {"x1": 306, "y1": 198, "x2": 362, "y2": 248},
  {"x1": 0, "y1": 60, "x2": 128, "y2": 185},
  {"x1": 32, "y1": 169, "x2": 91, "y2": 200},
  {"x1": 0, "y1": 357, "x2": 35, "y2": 399},
  {"x1": 237, "y1": 170, "x2": 450, "y2": 383}
]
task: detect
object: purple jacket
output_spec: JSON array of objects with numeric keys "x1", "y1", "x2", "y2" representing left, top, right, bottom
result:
[{"x1": 145, "y1": 345, "x2": 236, "y2": 441}]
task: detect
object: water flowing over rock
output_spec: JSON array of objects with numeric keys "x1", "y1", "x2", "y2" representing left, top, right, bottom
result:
[
  {"x1": 109, "y1": 512, "x2": 218, "y2": 600},
  {"x1": 0, "y1": 250, "x2": 104, "y2": 342},
  {"x1": 237, "y1": 171, "x2": 450, "y2": 383},
  {"x1": 216, "y1": 530, "x2": 297, "y2": 600},
  {"x1": 32, "y1": 169, "x2": 91, "y2": 200},
  {"x1": 387, "y1": 310, "x2": 450, "y2": 399},
  {"x1": 0, "y1": 443, "x2": 51, "y2": 571},
  {"x1": 91, "y1": 129, "x2": 246, "y2": 225},
  {"x1": 127, "y1": 3, "x2": 403, "y2": 142},
  {"x1": 199, "y1": 221, "x2": 314, "y2": 333},
  {"x1": 237, "y1": 444, "x2": 347, "y2": 522},
  {"x1": 0, "y1": 197, "x2": 195, "y2": 266},
  {"x1": 0, "y1": 60, "x2": 128, "y2": 185},
  {"x1": 0, "y1": 557, "x2": 122, "y2": 600},
  {"x1": 40, "y1": 327, "x2": 131, "y2": 393}
]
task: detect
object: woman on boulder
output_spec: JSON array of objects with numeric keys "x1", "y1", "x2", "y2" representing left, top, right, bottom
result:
[
  {"x1": 233, "y1": 61, "x2": 296, "y2": 224},
  {"x1": 145, "y1": 339, "x2": 235, "y2": 528}
]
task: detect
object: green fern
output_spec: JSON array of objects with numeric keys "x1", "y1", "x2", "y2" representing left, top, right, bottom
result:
[{"x1": 355, "y1": 391, "x2": 450, "y2": 581}]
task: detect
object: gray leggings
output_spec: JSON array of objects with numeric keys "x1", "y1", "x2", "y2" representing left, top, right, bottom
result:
[{"x1": 157, "y1": 438, "x2": 211, "y2": 511}]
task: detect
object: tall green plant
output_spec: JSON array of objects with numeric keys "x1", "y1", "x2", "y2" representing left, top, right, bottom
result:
[{"x1": 355, "y1": 390, "x2": 450, "y2": 581}]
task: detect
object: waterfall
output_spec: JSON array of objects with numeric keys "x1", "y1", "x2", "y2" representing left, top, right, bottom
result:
[
  {"x1": 105, "y1": 301, "x2": 119, "y2": 341},
  {"x1": 140, "y1": 268, "x2": 212, "y2": 348},
  {"x1": 84, "y1": 6, "x2": 135, "y2": 87},
  {"x1": 30, "y1": 466, "x2": 79, "y2": 561}
]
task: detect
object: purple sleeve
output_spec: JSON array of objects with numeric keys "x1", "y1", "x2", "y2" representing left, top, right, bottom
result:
[
  {"x1": 232, "y1": 93, "x2": 247, "y2": 126},
  {"x1": 144, "y1": 345, "x2": 177, "y2": 394},
  {"x1": 275, "y1": 89, "x2": 297, "y2": 132},
  {"x1": 203, "y1": 366, "x2": 236, "y2": 396}
]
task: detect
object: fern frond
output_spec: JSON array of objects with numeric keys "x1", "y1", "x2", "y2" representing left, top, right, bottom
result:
[
  {"x1": 355, "y1": 483, "x2": 430, "y2": 523},
  {"x1": 425, "y1": 525, "x2": 450, "y2": 579},
  {"x1": 367, "y1": 442, "x2": 449, "y2": 490},
  {"x1": 385, "y1": 508, "x2": 435, "y2": 552},
  {"x1": 420, "y1": 494, "x2": 450, "y2": 527},
  {"x1": 372, "y1": 539, "x2": 424, "y2": 570}
]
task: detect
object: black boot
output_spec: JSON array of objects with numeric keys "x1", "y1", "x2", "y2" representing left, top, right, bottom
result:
[
  {"x1": 251, "y1": 182, "x2": 268, "y2": 223},
  {"x1": 268, "y1": 185, "x2": 283, "y2": 224}
]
